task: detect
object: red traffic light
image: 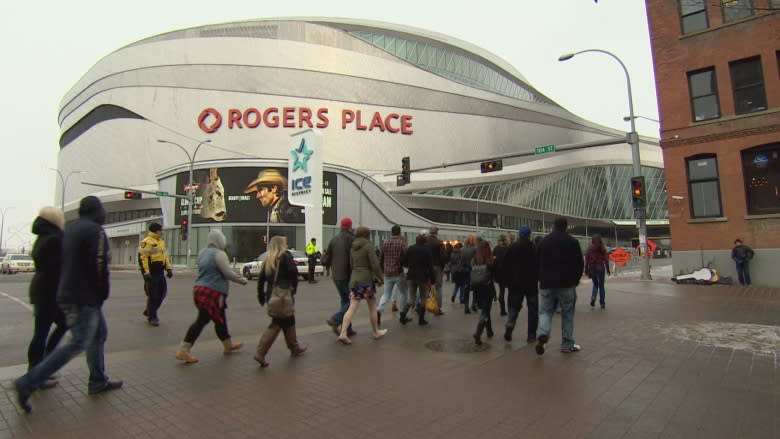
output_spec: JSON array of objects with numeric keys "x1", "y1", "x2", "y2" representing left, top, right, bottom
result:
[
  {"x1": 480, "y1": 160, "x2": 503, "y2": 173},
  {"x1": 124, "y1": 191, "x2": 142, "y2": 200}
]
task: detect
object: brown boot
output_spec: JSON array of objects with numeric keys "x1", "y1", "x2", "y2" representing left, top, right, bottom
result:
[
  {"x1": 283, "y1": 325, "x2": 307, "y2": 356},
  {"x1": 254, "y1": 326, "x2": 281, "y2": 367},
  {"x1": 175, "y1": 342, "x2": 198, "y2": 363},
  {"x1": 222, "y1": 338, "x2": 244, "y2": 355}
]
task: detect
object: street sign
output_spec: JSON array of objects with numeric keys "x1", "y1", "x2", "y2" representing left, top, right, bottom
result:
[
  {"x1": 155, "y1": 191, "x2": 169, "y2": 196},
  {"x1": 534, "y1": 144, "x2": 555, "y2": 155}
]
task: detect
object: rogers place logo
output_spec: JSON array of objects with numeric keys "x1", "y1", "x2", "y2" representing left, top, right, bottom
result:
[{"x1": 198, "y1": 108, "x2": 222, "y2": 133}]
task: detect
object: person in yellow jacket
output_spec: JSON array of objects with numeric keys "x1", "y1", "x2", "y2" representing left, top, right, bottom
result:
[
  {"x1": 139, "y1": 223, "x2": 172, "y2": 326},
  {"x1": 305, "y1": 238, "x2": 319, "y2": 284}
]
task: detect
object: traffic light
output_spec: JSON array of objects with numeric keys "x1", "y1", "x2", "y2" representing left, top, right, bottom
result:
[
  {"x1": 124, "y1": 191, "x2": 142, "y2": 200},
  {"x1": 180, "y1": 218, "x2": 189, "y2": 241},
  {"x1": 630, "y1": 176, "x2": 646, "y2": 208},
  {"x1": 480, "y1": 159, "x2": 503, "y2": 173},
  {"x1": 401, "y1": 156, "x2": 410, "y2": 185}
]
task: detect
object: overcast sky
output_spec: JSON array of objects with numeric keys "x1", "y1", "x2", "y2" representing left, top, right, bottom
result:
[{"x1": 0, "y1": 0, "x2": 659, "y2": 251}]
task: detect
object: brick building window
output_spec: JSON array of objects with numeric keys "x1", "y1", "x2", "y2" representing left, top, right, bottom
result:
[
  {"x1": 721, "y1": 0, "x2": 753, "y2": 22},
  {"x1": 687, "y1": 155, "x2": 723, "y2": 218},
  {"x1": 742, "y1": 144, "x2": 780, "y2": 215},
  {"x1": 730, "y1": 56, "x2": 767, "y2": 115},
  {"x1": 688, "y1": 68, "x2": 720, "y2": 122},
  {"x1": 680, "y1": 0, "x2": 708, "y2": 34}
]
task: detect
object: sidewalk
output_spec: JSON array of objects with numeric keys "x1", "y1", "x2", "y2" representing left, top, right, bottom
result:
[{"x1": 1, "y1": 275, "x2": 778, "y2": 438}]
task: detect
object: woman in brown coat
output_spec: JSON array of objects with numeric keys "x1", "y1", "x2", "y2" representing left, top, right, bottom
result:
[{"x1": 339, "y1": 227, "x2": 386, "y2": 345}]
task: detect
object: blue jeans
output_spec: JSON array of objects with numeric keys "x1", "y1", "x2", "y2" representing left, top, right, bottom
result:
[
  {"x1": 329, "y1": 280, "x2": 352, "y2": 329},
  {"x1": 506, "y1": 288, "x2": 538, "y2": 339},
  {"x1": 736, "y1": 261, "x2": 751, "y2": 286},
  {"x1": 377, "y1": 275, "x2": 408, "y2": 313},
  {"x1": 17, "y1": 305, "x2": 111, "y2": 393},
  {"x1": 538, "y1": 287, "x2": 577, "y2": 350},
  {"x1": 590, "y1": 267, "x2": 606, "y2": 306}
]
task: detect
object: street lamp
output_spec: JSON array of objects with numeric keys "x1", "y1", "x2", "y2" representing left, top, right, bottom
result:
[
  {"x1": 156, "y1": 139, "x2": 212, "y2": 268},
  {"x1": 623, "y1": 115, "x2": 660, "y2": 124},
  {"x1": 559, "y1": 49, "x2": 651, "y2": 280},
  {"x1": 50, "y1": 168, "x2": 84, "y2": 210},
  {"x1": 0, "y1": 207, "x2": 14, "y2": 254}
]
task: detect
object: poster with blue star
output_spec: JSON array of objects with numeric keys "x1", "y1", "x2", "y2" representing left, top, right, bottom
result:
[{"x1": 288, "y1": 130, "x2": 322, "y2": 208}]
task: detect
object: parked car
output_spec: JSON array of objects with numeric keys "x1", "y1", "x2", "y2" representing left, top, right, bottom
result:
[
  {"x1": 242, "y1": 249, "x2": 323, "y2": 280},
  {"x1": 1, "y1": 254, "x2": 35, "y2": 274}
]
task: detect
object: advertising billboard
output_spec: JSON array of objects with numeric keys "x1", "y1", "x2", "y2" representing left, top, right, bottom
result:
[{"x1": 174, "y1": 167, "x2": 337, "y2": 225}]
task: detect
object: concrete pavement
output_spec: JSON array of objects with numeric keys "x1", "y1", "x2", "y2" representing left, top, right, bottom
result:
[{"x1": 1, "y1": 268, "x2": 778, "y2": 438}]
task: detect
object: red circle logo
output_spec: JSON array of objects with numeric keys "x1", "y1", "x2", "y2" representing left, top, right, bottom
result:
[{"x1": 198, "y1": 108, "x2": 222, "y2": 133}]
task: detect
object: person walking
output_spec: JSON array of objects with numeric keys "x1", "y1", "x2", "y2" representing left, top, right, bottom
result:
[
  {"x1": 138, "y1": 223, "x2": 173, "y2": 326},
  {"x1": 401, "y1": 233, "x2": 435, "y2": 326},
  {"x1": 585, "y1": 234, "x2": 609, "y2": 308},
  {"x1": 254, "y1": 236, "x2": 306, "y2": 367},
  {"x1": 492, "y1": 233, "x2": 511, "y2": 316},
  {"x1": 471, "y1": 240, "x2": 496, "y2": 345},
  {"x1": 323, "y1": 217, "x2": 356, "y2": 337},
  {"x1": 175, "y1": 231, "x2": 248, "y2": 363},
  {"x1": 449, "y1": 242, "x2": 467, "y2": 304},
  {"x1": 376, "y1": 225, "x2": 408, "y2": 326},
  {"x1": 503, "y1": 226, "x2": 538, "y2": 343},
  {"x1": 427, "y1": 226, "x2": 446, "y2": 314},
  {"x1": 14, "y1": 196, "x2": 122, "y2": 413},
  {"x1": 25, "y1": 206, "x2": 67, "y2": 389},
  {"x1": 305, "y1": 237, "x2": 319, "y2": 283},
  {"x1": 338, "y1": 227, "x2": 387, "y2": 344},
  {"x1": 459, "y1": 235, "x2": 478, "y2": 313},
  {"x1": 731, "y1": 239, "x2": 754, "y2": 286},
  {"x1": 535, "y1": 217, "x2": 584, "y2": 355}
]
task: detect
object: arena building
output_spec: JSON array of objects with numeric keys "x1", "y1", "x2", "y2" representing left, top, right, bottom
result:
[{"x1": 56, "y1": 17, "x2": 667, "y2": 265}]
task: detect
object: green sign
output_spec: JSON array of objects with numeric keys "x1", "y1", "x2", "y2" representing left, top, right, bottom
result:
[
  {"x1": 534, "y1": 144, "x2": 555, "y2": 155},
  {"x1": 155, "y1": 191, "x2": 169, "y2": 196}
]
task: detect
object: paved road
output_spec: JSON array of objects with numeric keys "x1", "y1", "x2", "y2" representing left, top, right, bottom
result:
[{"x1": 0, "y1": 265, "x2": 778, "y2": 438}]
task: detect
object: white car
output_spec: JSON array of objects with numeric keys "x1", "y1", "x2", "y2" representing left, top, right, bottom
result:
[
  {"x1": 1, "y1": 254, "x2": 35, "y2": 274},
  {"x1": 242, "y1": 250, "x2": 323, "y2": 281}
]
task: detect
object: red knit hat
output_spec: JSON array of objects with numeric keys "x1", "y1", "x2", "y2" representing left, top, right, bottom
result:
[{"x1": 340, "y1": 217, "x2": 353, "y2": 229}]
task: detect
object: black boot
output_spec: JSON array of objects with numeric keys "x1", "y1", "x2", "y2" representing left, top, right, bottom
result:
[
  {"x1": 377, "y1": 311, "x2": 381, "y2": 327},
  {"x1": 499, "y1": 299, "x2": 507, "y2": 316},
  {"x1": 504, "y1": 323, "x2": 514, "y2": 341},
  {"x1": 473, "y1": 321, "x2": 485, "y2": 345},
  {"x1": 465, "y1": 303, "x2": 471, "y2": 314},
  {"x1": 399, "y1": 305, "x2": 412, "y2": 324},
  {"x1": 418, "y1": 306, "x2": 428, "y2": 326},
  {"x1": 486, "y1": 319, "x2": 494, "y2": 338}
]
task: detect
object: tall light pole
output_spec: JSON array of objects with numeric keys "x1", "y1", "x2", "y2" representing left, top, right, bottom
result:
[
  {"x1": 559, "y1": 49, "x2": 651, "y2": 280},
  {"x1": 50, "y1": 169, "x2": 84, "y2": 210},
  {"x1": 0, "y1": 207, "x2": 13, "y2": 254},
  {"x1": 157, "y1": 139, "x2": 212, "y2": 268}
]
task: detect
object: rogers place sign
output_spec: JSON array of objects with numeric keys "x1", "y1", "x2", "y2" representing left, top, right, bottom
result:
[{"x1": 198, "y1": 106, "x2": 413, "y2": 135}]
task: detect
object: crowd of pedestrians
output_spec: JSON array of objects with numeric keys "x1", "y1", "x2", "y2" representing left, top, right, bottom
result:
[{"x1": 13, "y1": 196, "x2": 612, "y2": 413}]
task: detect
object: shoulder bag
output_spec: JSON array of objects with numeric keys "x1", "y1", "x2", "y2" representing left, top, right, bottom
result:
[{"x1": 267, "y1": 258, "x2": 295, "y2": 319}]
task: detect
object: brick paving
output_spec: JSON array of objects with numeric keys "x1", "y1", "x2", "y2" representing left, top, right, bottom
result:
[{"x1": 1, "y1": 275, "x2": 778, "y2": 438}]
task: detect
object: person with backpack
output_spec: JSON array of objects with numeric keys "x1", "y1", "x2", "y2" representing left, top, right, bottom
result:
[
  {"x1": 471, "y1": 239, "x2": 495, "y2": 345},
  {"x1": 458, "y1": 235, "x2": 478, "y2": 314}
]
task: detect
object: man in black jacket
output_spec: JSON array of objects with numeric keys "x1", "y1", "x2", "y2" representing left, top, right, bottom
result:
[
  {"x1": 324, "y1": 217, "x2": 356, "y2": 336},
  {"x1": 502, "y1": 226, "x2": 538, "y2": 342},
  {"x1": 535, "y1": 217, "x2": 584, "y2": 355},
  {"x1": 15, "y1": 196, "x2": 123, "y2": 413}
]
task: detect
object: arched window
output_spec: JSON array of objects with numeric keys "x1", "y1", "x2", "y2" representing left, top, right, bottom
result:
[
  {"x1": 686, "y1": 154, "x2": 722, "y2": 218},
  {"x1": 742, "y1": 143, "x2": 780, "y2": 215}
]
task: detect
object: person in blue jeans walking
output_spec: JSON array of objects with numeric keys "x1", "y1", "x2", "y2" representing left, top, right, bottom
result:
[
  {"x1": 585, "y1": 234, "x2": 609, "y2": 309},
  {"x1": 535, "y1": 217, "x2": 584, "y2": 355},
  {"x1": 14, "y1": 196, "x2": 122, "y2": 413},
  {"x1": 324, "y1": 217, "x2": 356, "y2": 337},
  {"x1": 377, "y1": 225, "x2": 409, "y2": 326}
]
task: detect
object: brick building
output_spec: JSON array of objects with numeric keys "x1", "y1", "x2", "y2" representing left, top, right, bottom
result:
[{"x1": 645, "y1": 1, "x2": 780, "y2": 285}]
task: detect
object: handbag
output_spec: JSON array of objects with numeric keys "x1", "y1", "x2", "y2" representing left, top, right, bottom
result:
[
  {"x1": 425, "y1": 284, "x2": 440, "y2": 314},
  {"x1": 266, "y1": 258, "x2": 295, "y2": 319}
]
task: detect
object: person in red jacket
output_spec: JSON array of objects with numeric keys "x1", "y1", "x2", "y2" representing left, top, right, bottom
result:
[{"x1": 585, "y1": 234, "x2": 610, "y2": 309}]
